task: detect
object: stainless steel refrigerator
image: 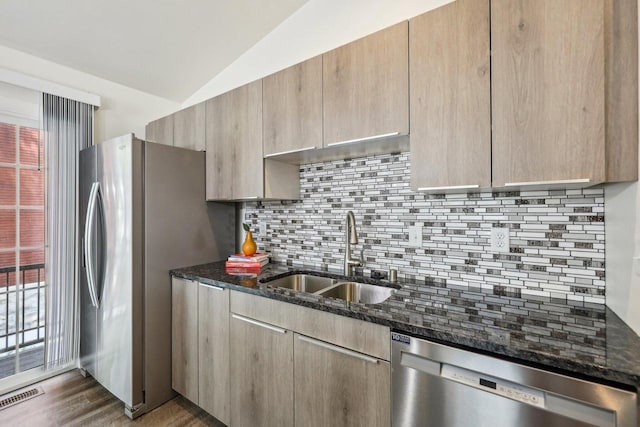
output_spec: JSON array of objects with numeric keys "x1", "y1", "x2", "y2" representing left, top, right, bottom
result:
[{"x1": 79, "y1": 134, "x2": 234, "y2": 418}]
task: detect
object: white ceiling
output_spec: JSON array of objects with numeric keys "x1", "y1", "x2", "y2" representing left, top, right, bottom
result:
[{"x1": 0, "y1": 0, "x2": 308, "y2": 102}]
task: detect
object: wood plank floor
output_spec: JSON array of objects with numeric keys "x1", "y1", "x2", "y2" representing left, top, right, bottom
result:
[{"x1": 0, "y1": 369, "x2": 225, "y2": 426}]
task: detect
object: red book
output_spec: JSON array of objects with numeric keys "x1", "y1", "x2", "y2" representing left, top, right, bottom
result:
[
  {"x1": 228, "y1": 253, "x2": 270, "y2": 262},
  {"x1": 225, "y1": 267, "x2": 261, "y2": 277},
  {"x1": 225, "y1": 259, "x2": 268, "y2": 268},
  {"x1": 225, "y1": 261, "x2": 264, "y2": 269}
]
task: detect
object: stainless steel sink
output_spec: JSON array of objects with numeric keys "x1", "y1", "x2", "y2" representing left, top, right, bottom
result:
[
  {"x1": 318, "y1": 282, "x2": 397, "y2": 304},
  {"x1": 263, "y1": 273, "x2": 398, "y2": 304},
  {"x1": 263, "y1": 274, "x2": 338, "y2": 293}
]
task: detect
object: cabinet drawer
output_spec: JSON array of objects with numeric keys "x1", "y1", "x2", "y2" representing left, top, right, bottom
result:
[{"x1": 230, "y1": 290, "x2": 390, "y2": 360}]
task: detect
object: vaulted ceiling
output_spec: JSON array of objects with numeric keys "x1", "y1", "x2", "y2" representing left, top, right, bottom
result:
[{"x1": 0, "y1": 0, "x2": 308, "y2": 102}]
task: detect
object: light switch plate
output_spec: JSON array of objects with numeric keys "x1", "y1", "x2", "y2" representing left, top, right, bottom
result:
[
  {"x1": 408, "y1": 225, "x2": 423, "y2": 247},
  {"x1": 259, "y1": 222, "x2": 267, "y2": 237},
  {"x1": 490, "y1": 227, "x2": 510, "y2": 253}
]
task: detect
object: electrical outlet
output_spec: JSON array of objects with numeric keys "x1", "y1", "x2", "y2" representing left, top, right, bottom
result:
[
  {"x1": 490, "y1": 227, "x2": 510, "y2": 253},
  {"x1": 408, "y1": 225, "x2": 423, "y2": 247},
  {"x1": 259, "y1": 222, "x2": 267, "y2": 236}
]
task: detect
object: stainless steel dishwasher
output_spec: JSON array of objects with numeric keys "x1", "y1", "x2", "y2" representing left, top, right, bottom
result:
[{"x1": 391, "y1": 332, "x2": 638, "y2": 427}]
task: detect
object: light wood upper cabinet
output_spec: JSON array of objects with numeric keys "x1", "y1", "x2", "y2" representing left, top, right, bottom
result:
[
  {"x1": 206, "y1": 81, "x2": 299, "y2": 201},
  {"x1": 230, "y1": 313, "x2": 294, "y2": 427},
  {"x1": 206, "y1": 81, "x2": 264, "y2": 200},
  {"x1": 323, "y1": 22, "x2": 409, "y2": 146},
  {"x1": 174, "y1": 103, "x2": 205, "y2": 151},
  {"x1": 146, "y1": 115, "x2": 174, "y2": 146},
  {"x1": 263, "y1": 57, "x2": 323, "y2": 157},
  {"x1": 407, "y1": 0, "x2": 637, "y2": 191},
  {"x1": 198, "y1": 283, "x2": 230, "y2": 425},
  {"x1": 146, "y1": 104, "x2": 204, "y2": 151},
  {"x1": 410, "y1": 0, "x2": 491, "y2": 191},
  {"x1": 491, "y1": 0, "x2": 637, "y2": 186},
  {"x1": 294, "y1": 333, "x2": 390, "y2": 427},
  {"x1": 171, "y1": 277, "x2": 198, "y2": 403}
]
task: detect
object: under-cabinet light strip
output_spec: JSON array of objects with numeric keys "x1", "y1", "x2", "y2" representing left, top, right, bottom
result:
[
  {"x1": 417, "y1": 184, "x2": 480, "y2": 191},
  {"x1": 264, "y1": 146, "x2": 317, "y2": 158},
  {"x1": 504, "y1": 179, "x2": 590, "y2": 187},
  {"x1": 327, "y1": 132, "x2": 400, "y2": 147}
]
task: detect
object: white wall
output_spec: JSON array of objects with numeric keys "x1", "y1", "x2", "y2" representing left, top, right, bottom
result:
[
  {"x1": 604, "y1": 1, "x2": 640, "y2": 335},
  {"x1": 605, "y1": 182, "x2": 640, "y2": 332},
  {"x1": 0, "y1": 44, "x2": 179, "y2": 143},
  {"x1": 182, "y1": 0, "x2": 453, "y2": 108}
]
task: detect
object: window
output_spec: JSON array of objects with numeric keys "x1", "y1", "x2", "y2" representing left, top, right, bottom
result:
[{"x1": 0, "y1": 118, "x2": 45, "y2": 379}]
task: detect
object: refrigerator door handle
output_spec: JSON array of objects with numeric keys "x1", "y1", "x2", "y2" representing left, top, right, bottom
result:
[
  {"x1": 96, "y1": 182, "x2": 107, "y2": 307},
  {"x1": 84, "y1": 181, "x2": 100, "y2": 308},
  {"x1": 81, "y1": 237, "x2": 86, "y2": 268}
]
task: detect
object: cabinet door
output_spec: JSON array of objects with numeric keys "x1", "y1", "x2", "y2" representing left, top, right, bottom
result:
[
  {"x1": 410, "y1": 0, "x2": 491, "y2": 190},
  {"x1": 198, "y1": 283, "x2": 229, "y2": 425},
  {"x1": 294, "y1": 334, "x2": 390, "y2": 427},
  {"x1": 171, "y1": 277, "x2": 198, "y2": 403},
  {"x1": 323, "y1": 22, "x2": 409, "y2": 146},
  {"x1": 230, "y1": 313, "x2": 293, "y2": 427},
  {"x1": 206, "y1": 81, "x2": 263, "y2": 200},
  {"x1": 146, "y1": 115, "x2": 174, "y2": 146},
  {"x1": 174, "y1": 103, "x2": 205, "y2": 151},
  {"x1": 491, "y1": 0, "x2": 605, "y2": 186},
  {"x1": 263, "y1": 57, "x2": 323, "y2": 157}
]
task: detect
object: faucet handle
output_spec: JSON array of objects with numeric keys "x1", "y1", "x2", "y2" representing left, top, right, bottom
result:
[{"x1": 359, "y1": 248, "x2": 365, "y2": 265}]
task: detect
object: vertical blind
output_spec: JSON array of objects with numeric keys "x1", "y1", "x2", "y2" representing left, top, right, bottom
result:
[{"x1": 42, "y1": 93, "x2": 92, "y2": 369}]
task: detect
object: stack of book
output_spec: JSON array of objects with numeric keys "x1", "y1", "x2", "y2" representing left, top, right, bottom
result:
[{"x1": 225, "y1": 253, "x2": 270, "y2": 273}]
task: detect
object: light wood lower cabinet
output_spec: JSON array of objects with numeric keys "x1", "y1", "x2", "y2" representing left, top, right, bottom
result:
[
  {"x1": 173, "y1": 283, "x2": 391, "y2": 426},
  {"x1": 229, "y1": 290, "x2": 390, "y2": 427},
  {"x1": 171, "y1": 278, "x2": 230, "y2": 424},
  {"x1": 171, "y1": 277, "x2": 198, "y2": 403},
  {"x1": 230, "y1": 313, "x2": 294, "y2": 427},
  {"x1": 294, "y1": 334, "x2": 390, "y2": 427},
  {"x1": 230, "y1": 290, "x2": 390, "y2": 360},
  {"x1": 198, "y1": 283, "x2": 230, "y2": 425}
]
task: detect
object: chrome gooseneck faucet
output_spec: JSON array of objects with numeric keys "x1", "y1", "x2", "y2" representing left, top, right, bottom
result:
[{"x1": 344, "y1": 211, "x2": 363, "y2": 276}]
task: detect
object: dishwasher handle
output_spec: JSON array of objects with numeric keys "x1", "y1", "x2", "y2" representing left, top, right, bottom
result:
[{"x1": 400, "y1": 350, "x2": 441, "y2": 376}]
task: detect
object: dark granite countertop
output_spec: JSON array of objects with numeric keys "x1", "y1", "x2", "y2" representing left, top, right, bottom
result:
[{"x1": 171, "y1": 261, "x2": 640, "y2": 391}]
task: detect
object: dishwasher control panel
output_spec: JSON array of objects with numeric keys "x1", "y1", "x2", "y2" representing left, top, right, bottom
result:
[{"x1": 441, "y1": 364, "x2": 546, "y2": 408}]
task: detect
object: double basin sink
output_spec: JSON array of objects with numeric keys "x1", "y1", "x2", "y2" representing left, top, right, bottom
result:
[{"x1": 261, "y1": 273, "x2": 399, "y2": 304}]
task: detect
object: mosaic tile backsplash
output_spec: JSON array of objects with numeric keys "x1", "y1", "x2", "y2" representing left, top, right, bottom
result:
[{"x1": 244, "y1": 152, "x2": 606, "y2": 303}]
